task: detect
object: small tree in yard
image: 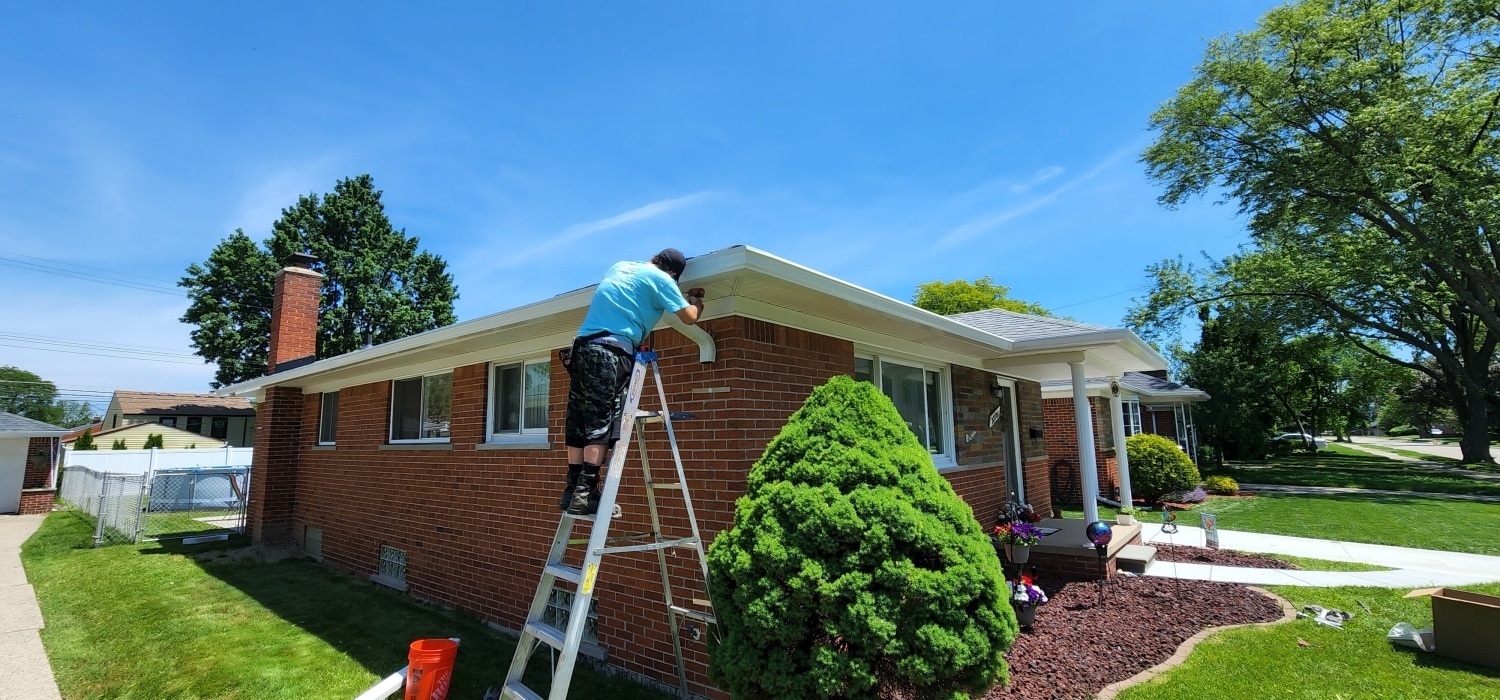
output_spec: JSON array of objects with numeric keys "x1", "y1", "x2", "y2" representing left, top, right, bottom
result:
[
  {"x1": 111, "y1": 439, "x2": 127, "y2": 450},
  {"x1": 142, "y1": 433, "x2": 164, "y2": 450},
  {"x1": 706, "y1": 376, "x2": 1015, "y2": 699},
  {"x1": 1126, "y1": 433, "x2": 1201, "y2": 502},
  {"x1": 73, "y1": 430, "x2": 97, "y2": 451}
]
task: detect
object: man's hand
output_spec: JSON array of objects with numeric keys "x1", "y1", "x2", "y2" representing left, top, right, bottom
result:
[
  {"x1": 686, "y1": 288, "x2": 705, "y2": 300},
  {"x1": 676, "y1": 288, "x2": 705, "y2": 325}
]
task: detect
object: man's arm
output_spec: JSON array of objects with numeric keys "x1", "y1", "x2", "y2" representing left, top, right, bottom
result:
[{"x1": 674, "y1": 288, "x2": 705, "y2": 325}]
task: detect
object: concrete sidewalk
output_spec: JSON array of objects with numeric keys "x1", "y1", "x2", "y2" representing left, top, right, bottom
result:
[
  {"x1": 1138, "y1": 522, "x2": 1500, "y2": 588},
  {"x1": 1239, "y1": 482, "x2": 1500, "y2": 503},
  {"x1": 0, "y1": 514, "x2": 62, "y2": 700}
]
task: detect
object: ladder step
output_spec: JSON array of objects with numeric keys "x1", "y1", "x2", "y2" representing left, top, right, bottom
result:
[
  {"x1": 635, "y1": 410, "x2": 696, "y2": 423},
  {"x1": 545, "y1": 563, "x2": 582, "y2": 585},
  {"x1": 500, "y1": 680, "x2": 545, "y2": 700},
  {"x1": 669, "y1": 604, "x2": 718, "y2": 624},
  {"x1": 649, "y1": 482, "x2": 682, "y2": 490},
  {"x1": 598, "y1": 536, "x2": 700, "y2": 556},
  {"x1": 525, "y1": 621, "x2": 567, "y2": 650}
]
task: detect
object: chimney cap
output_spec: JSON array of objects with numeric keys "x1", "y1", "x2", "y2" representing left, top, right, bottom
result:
[{"x1": 284, "y1": 252, "x2": 319, "y2": 268}]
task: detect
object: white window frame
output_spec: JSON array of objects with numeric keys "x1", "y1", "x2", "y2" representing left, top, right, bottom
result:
[
  {"x1": 488, "y1": 356, "x2": 551, "y2": 444},
  {"x1": 1123, "y1": 398, "x2": 1142, "y2": 437},
  {"x1": 318, "y1": 391, "x2": 339, "y2": 445},
  {"x1": 388, "y1": 372, "x2": 453, "y2": 444},
  {"x1": 992, "y1": 375, "x2": 1025, "y2": 502},
  {"x1": 854, "y1": 350, "x2": 957, "y2": 469}
]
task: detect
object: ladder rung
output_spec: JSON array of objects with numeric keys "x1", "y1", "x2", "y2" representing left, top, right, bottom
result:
[
  {"x1": 598, "y1": 536, "x2": 699, "y2": 556},
  {"x1": 634, "y1": 410, "x2": 696, "y2": 423},
  {"x1": 669, "y1": 604, "x2": 718, "y2": 624},
  {"x1": 649, "y1": 482, "x2": 682, "y2": 490},
  {"x1": 544, "y1": 563, "x2": 581, "y2": 585},
  {"x1": 501, "y1": 681, "x2": 545, "y2": 700},
  {"x1": 525, "y1": 621, "x2": 567, "y2": 650}
]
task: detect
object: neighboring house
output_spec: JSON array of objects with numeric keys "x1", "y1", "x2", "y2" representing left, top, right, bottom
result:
[
  {"x1": 1036, "y1": 370, "x2": 1209, "y2": 506},
  {"x1": 0, "y1": 411, "x2": 68, "y2": 514},
  {"x1": 65, "y1": 423, "x2": 228, "y2": 450},
  {"x1": 219, "y1": 246, "x2": 1167, "y2": 696},
  {"x1": 101, "y1": 391, "x2": 255, "y2": 447}
]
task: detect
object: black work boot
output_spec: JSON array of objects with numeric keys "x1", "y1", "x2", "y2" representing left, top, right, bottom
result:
[
  {"x1": 566, "y1": 464, "x2": 602, "y2": 516},
  {"x1": 559, "y1": 464, "x2": 583, "y2": 511}
]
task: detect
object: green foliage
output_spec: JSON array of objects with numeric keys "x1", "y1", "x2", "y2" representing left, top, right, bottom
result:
[
  {"x1": 1135, "y1": 0, "x2": 1500, "y2": 464},
  {"x1": 181, "y1": 175, "x2": 460, "y2": 388},
  {"x1": 0, "y1": 366, "x2": 93, "y2": 427},
  {"x1": 1126, "y1": 433, "x2": 1201, "y2": 501},
  {"x1": 1203, "y1": 475, "x2": 1239, "y2": 495},
  {"x1": 706, "y1": 376, "x2": 1015, "y2": 699},
  {"x1": 1388, "y1": 425, "x2": 1418, "y2": 437},
  {"x1": 110, "y1": 439, "x2": 126, "y2": 450},
  {"x1": 913, "y1": 276, "x2": 1050, "y2": 317},
  {"x1": 72, "y1": 430, "x2": 97, "y2": 451},
  {"x1": 142, "y1": 434, "x2": 164, "y2": 450},
  {"x1": 186, "y1": 443, "x2": 196, "y2": 449}
]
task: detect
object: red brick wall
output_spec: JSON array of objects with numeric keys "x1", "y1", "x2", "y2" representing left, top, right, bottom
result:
[
  {"x1": 268, "y1": 267, "x2": 321, "y2": 372},
  {"x1": 23, "y1": 437, "x2": 54, "y2": 489},
  {"x1": 1043, "y1": 397, "x2": 1121, "y2": 505},
  {"x1": 257, "y1": 316, "x2": 1032, "y2": 695},
  {"x1": 19, "y1": 489, "x2": 53, "y2": 515},
  {"x1": 249, "y1": 386, "x2": 304, "y2": 543}
]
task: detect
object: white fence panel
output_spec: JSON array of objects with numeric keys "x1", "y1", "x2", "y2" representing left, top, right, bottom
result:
[{"x1": 60, "y1": 446, "x2": 252, "y2": 474}]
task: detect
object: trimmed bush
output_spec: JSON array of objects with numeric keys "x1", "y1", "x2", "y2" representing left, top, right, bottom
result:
[
  {"x1": 110, "y1": 439, "x2": 127, "y2": 450},
  {"x1": 1203, "y1": 475, "x2": 1239, "y2": 495},
  {"x1": 1388, "y1": 425, "x2": 1418, "y2": 437},
  {"x1": 73, "y1": 430, "x2": 97, "y2": 451},
  {"x1": 707, "y1": 376, "x2": 1015, "y2": 699},
  {"x1": 1126, "y1": 433, "x2": 1201, "y2": 502},
  {"x1": 142, "y1": 433, "x2": 164, "y2": 449}
]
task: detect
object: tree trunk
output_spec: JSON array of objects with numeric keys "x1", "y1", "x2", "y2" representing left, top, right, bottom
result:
[{"x1": 1459, "y1": 388, "x2": 1495, "y2": 464}]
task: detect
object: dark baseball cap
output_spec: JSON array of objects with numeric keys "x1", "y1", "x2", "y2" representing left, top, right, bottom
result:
[{"x1": 656, "y1": 248, "x2": 687, "y2": 279}]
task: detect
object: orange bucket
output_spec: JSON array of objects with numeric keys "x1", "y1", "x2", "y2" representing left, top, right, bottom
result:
[{"x1": 405, "y1": 638, "x2": 459, "y2": 700}]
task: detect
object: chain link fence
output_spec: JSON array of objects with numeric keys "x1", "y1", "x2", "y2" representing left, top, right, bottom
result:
[{"x1": 59, "y1": 465, "x2": 250, "y2": 547}]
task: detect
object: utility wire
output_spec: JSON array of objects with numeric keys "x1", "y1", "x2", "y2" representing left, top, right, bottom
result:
[
  {"x1": 0, "y1": 342, "x2": 206, "y2": 365},
  {"x1": 0, "y1": 331, "x2": 194, "y2": 355},
  {"x1": 1, "y1": 251, "x2": 183, "y2": 285},
  {"x1": 0, "y1": 333, "x2": 201, "y2": 359},
  {"x1": 1051, "y1": 286, "x2": 1148, "y2": 311},
  {"x1": 0, "y1": 251, "x2": 276, "y2": 313}
]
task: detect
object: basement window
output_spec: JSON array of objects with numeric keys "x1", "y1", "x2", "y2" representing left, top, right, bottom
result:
[
  {"x1": 542, "y1": 588, "x2": 599, "y2": 646},
  {"x1": 373, "y1": 545, "x2": 408, "y2": 591},
  {"x1": 390, "y1": 372, "x2": 453, "y2": 442}
]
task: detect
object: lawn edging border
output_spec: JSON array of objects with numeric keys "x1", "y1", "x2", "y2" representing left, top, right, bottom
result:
[{"x1": 1094, "y1": 586, "x2": 1296, "y2": 700}]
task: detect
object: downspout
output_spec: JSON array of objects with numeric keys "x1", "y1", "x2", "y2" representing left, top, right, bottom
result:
[{"x1": 665, "y1": 316, "x2": 716, "y2": 363}]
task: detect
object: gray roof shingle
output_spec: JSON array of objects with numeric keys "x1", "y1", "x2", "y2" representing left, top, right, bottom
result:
[
  {"x1": 947, "y1": 308, "x2": 1116, "y2": 342},
  {"x1": 0, "y1": 411, "x2": 69, "y2": 436}
]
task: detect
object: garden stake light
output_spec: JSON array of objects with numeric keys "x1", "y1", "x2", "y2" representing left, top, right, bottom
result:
[{"x1": 1085, "y1": 520, "x2": 1112, "y2": 606}]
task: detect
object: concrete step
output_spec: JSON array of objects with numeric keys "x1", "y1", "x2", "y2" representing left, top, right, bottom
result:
[{"x1": 1116, "y1": 544, "x2": 1157, "y2": 574}]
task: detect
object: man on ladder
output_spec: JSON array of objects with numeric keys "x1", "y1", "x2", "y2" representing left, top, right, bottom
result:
[{"x1": 560, "y1": 247, "x2": 704, "y2": 516}]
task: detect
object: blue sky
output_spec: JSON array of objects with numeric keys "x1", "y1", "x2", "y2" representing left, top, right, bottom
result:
[{"x1": 0, "y1": 2, "x2": 1276, "y2": 410}]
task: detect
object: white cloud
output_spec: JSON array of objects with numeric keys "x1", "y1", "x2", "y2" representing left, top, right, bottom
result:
[
  {"x1": 486, "y1": 192, "x2": 711, "y2": 270},
  {"x1": 938, "y1": 149, "x2": 1133, "y2": 248},
  {"x1": 226, "y1": 157, "x2": 342, "y2": 237}
]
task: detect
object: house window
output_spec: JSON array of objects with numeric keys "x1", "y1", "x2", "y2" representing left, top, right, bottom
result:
[
  {"x1": 186, "y1": 416, "x2": 203, "y2": 435},
  {"x1": 390, "y1": 372, "x2": 452, "y2": 442},
  {"x1": 159, "y1": 417, "x2": 177, "y2": 428},
  {"x1": 543, "y1": 588, "x2": 599, "y2": 645},
  {"x1": 490, "y1": 359, "x2": 549, "y2": 439},
  {"x1": 210, "y1": 417, "x2": 228, "y2": 440},
  {"x1": 318, "y1": 392, "x2": 339, "y2": 445},
  {"x1": 854, "y1": 353, "x2": 953, "y2": 466},
  {"x1": 1123, "y1": 399, "x2": 1142, "y2": 437},
  {"x1": 374, "y1": 545, "x2": 407, "y2": 590}
]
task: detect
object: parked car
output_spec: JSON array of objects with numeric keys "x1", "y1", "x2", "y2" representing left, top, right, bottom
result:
[
  {"x1": 1274, "y1": 432, "x2": 1329, "y2": 451},
  {"x1": 1429, "y1": 428, "x2": 1444, "y2": 436}
]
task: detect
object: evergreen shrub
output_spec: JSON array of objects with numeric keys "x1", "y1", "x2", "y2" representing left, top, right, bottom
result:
[
  {"x1": 1126, "y1": 433, "x2": 1201, "y2": 502},
  {"x1": 111, "y1": 439, "x2": 127, "y2": 450},
  {"x1": 1203, "y1": 475, "x2": 1238, "y2": 495},
  {"x1": 706, "y1": 376, "x2": 1015, "y2": 699},
  {"x1": 73, "y1": 430, "x2": 97, "y2": 451},
  {"x1": 143, "y1": 433, "x2": 164, "y2": 449}
]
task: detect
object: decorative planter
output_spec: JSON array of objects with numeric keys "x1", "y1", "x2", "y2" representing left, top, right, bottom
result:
[
  {"x1": 1116, "y1": 513, "x2": 1136, "y2": 526},
  {"x1": 1007, "y1": 544, "x2": 1031, "y2": 564},
  {"x1": 1014, "y1": 605, "x2": 1037, "y2": 626}
]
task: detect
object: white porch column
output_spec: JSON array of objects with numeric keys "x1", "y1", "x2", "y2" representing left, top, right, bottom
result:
[
  {"x1": 1070, "y1": 361, "x2": 1100, "y2": 524},
  {"x1": 1108, "y1": 377, "x2": 1133, "y2": 508}
]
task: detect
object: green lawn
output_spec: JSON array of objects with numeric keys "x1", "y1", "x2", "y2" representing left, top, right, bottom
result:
[
  {"x1": 22, "y1": 513, "x2": 668, "y2": 700},
  {"x1": 1267, "y1": 554, "x2": 1391, "y2": 573},
  {"x1": 1210, "y1": 447, "x2": 1500, "y2": 497},
  {"x1": 1184, "y1": 493, "x2": 1500, "y2": 556},
  {"x1": 1118, "y1": 584, "x2": 1500, "y2": 700}
]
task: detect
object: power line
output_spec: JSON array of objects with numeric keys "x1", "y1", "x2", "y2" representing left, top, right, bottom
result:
[
  {"x1": 0, "y1": 331, "x2": 194, "y2": 355},
  {"x1": 1, "y1": 251, "x2": 183, "y2": 286},
  {"x1": 0, "y1": 333, "x2": 201, "y2": 359},
  {"x1": 0, "y1": 342, "x2": 206, "y2": 365},
  {"x1": 1051, "y1": 286, "x2": 1148, "y2": 311},
  {"x1": 0, "y1": 256, "x2": 185, "y2": 295}
]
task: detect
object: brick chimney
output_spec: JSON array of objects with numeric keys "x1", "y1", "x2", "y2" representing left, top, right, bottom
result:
[{"x1": 268, "y1": 253, "x2": 322, "y2": 374}]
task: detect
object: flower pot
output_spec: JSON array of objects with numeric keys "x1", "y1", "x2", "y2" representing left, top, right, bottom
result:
[
  {"x1": 1014, "y1": 605, "x2": 1037, "y2": 626},
  {"x1": 1008, "y1": 544, "x2": 1031, "y2": 564},
  {"x1": 1116, "y1": 514, "x2": 1135, "y2": 526}
]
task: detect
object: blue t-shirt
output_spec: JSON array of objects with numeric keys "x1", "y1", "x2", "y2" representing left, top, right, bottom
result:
[{"x1": 577, "y1": 261, "x2": 689, "y2": 347}]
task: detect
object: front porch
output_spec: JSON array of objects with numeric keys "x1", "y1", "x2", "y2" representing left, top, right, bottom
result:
[{"x1": 1013, "y1": 518, "x2": 1144, "y2": 580}]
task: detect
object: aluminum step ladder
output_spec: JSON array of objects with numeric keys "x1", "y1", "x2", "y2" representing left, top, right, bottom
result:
[{"x1": 498, "y1": 349, "x2": 718, "y2": 700}]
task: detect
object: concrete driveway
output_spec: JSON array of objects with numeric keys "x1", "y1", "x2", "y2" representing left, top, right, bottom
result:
[{"x1": 1354, "y1": 435, "x2": 1468, "y2": 461}]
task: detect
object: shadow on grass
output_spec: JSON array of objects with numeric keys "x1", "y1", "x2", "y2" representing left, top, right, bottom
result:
[{"x1": 1398, "y1": 646, "x2": 1500, "y2": 680}]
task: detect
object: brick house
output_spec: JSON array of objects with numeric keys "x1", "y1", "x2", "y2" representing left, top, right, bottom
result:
[
  {"x1": 0, "y1": 411, "x2": 68, "y2": 514},
  {"x1": 219, "y1": 246, "x2": 1166, "y2": 696}
]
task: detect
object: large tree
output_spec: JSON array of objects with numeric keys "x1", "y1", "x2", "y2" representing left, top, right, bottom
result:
[
  {"x1": 1137, "y1": 0, "x2": 1500, "y2": 463},
  {"x1": 912, "y1": 276, "x2": 1051, "y2": 316},
  {"x1": 0, "y1": 366, "x2": 96, "y2": 427},
  {"x1": 181, "y1": 175, "x2": 459, "y2": 387}
]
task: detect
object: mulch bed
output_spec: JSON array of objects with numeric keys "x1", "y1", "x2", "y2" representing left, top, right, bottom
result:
[
  {"x1": 1149, "y1": 543, "x2": 1297, "y2": 569},
  {"x1": 983, "y1": 575, "x2": 1285, "y2": 700}
]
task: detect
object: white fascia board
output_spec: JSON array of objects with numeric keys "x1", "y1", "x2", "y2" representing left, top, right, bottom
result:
[
  {"x1": 1010, "y1": 329, "x2": 1167, "y2": 369},
  {"x1": 738, "y1": 247, "x2": 1016, "y2": 351}
]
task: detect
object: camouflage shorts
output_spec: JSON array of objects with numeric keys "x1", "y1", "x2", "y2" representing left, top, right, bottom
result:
[{"x1": 564, "y1": 342, "x2": 635, "y2": 448}]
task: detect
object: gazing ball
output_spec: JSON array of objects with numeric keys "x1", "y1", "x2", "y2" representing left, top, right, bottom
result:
[{"x1": 1085, "y1": 520, "x2": 1113, "y2": 547}]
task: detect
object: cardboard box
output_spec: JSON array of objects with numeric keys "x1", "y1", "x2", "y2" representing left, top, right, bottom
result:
[{"x1": 1405, "y1": 587, "x2": 1500, "y2": 669}]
